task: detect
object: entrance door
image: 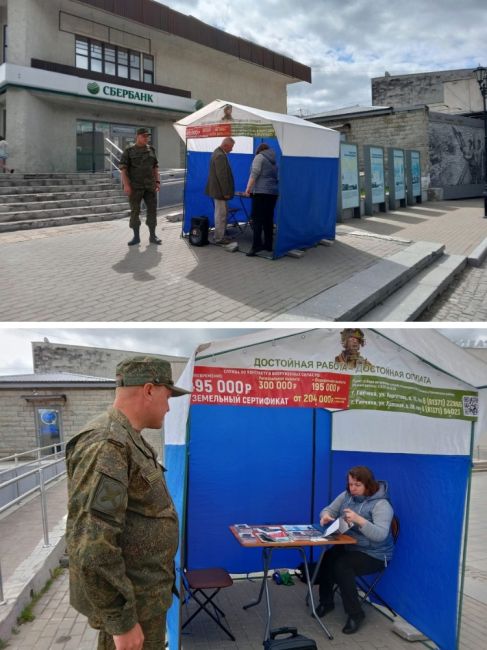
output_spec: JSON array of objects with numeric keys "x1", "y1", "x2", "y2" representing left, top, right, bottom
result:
[
  {"x1": 36, "y1": 408, "x2": 62, "y2": 455},
  {"x1": 110, "y1": 124, "x2": 138, "y2": 154},
  {"x1": 76, "y1": 121, "x2": 154, "y2": 171},
  {"x1": 76, "y1": 120, "x2": 110, "y2": 171}
]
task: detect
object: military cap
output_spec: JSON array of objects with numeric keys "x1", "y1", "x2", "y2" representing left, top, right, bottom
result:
[
  {"x1": 136, "y1": 127, "x2": 150, "y2": 135},
  {"x1": 340, "y1": 328, "x2": 366, "y2": 346},
  {"x1": 116, "y1": 355, "x2": 190, "y2": 397}
]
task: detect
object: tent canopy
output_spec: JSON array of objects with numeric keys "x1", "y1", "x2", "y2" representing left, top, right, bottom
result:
[
  {"x1": 173, "y1": 101, "x2": 340, "y2": 257},
  {"x1": 165, "y1": 328, "x2": 485, "y2": 650},
  {"x1": 174, "y1": 99, "x2": 340, "y2": 158}
]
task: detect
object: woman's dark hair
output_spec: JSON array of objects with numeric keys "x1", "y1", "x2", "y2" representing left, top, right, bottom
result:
[
  {"x1": 255, "y1": 143, "x2": 270, "y2": 154},
  {"x1": 346, "y1": 466, "x2": 380, "y2": 496}
]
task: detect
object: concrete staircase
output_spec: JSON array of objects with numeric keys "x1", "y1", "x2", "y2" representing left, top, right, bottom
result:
[
  {"x1": 274, "y1": 240, "x2": 467, "y2": 321},
  {"x1": 0, "y1": 172, "x2": 129, "y2": 232}
]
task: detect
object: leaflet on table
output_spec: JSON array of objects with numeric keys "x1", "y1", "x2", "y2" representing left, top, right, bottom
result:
[
  {"x1": 254, "y1": 527, "x2": 291, "y2": 542},
  {"x1": 233, "y1": 524, "x2": 254, "y2": 541},
  {"x1": 282, "y1": 524, "x2": 320, "y2": 538}
]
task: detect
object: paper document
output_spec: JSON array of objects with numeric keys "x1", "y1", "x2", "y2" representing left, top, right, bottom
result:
[{"x1": 323, "y1": 517, "x2": 352, "y2": 537}]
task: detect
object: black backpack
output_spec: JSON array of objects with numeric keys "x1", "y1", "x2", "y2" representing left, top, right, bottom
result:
[{"x1": 263, "y1": 627, "x2": 317, "y2": 650}]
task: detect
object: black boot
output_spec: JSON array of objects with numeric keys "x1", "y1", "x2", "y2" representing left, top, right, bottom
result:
[
  {"x1": 149, "y1": 228, "x2": 161, "y2": 244},
  {"x1": 342, "y1": 611, "x2": 365, "y2": 634},
  {"x1": 127, "y1": 227, "x2": 140, "y2": 246}
]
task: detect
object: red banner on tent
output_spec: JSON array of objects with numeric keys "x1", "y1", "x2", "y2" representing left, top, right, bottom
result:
[
  {"x1": 191, "y1": 366, "x2": 351, "y2": 408},
  {"x1": 186, "y1": 123, "x2": 232, "y2": 138}
]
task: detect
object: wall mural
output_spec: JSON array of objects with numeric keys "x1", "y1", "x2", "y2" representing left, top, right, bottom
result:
[{"x1": 429, "y1": 122, "x2": 485, "y2": 187}]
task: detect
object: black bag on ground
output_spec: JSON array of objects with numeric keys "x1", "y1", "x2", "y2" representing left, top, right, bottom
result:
[
  {"x1": 295, "y1": 562, "x2": 319, "y2": 584},
  {"x1": 263, "y1": 627, "x2": 317, "y2": 650},
  {"x1": 189, "y1": 216, "x2": 209, "y2": 246}
]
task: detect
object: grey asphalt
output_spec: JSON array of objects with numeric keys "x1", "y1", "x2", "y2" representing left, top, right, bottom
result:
[
  {"x1": 0, "y1": 472, "x2": 486, "y2": 649},
  {"x1": 1, "y1": 199, "x2": 486, "y2": 322}
]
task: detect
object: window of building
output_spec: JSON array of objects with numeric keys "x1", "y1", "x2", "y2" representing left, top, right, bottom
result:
[
  {"x1": 75, "y1": 36, "x2": 153, "y2": 83},
  {"x1": 2, "y1": 24, "x2": 7, "y2": 64},
  {"x1": 143, "y1": 55, "x2": 154, "y2": 84}
]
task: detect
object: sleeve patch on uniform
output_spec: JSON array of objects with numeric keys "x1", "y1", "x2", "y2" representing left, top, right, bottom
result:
[
  {"x1": 91, "y1": 474, "x2": 126, "y2": 518},
  {"x1": 144, "y1": 468, "x2": 162, "y2": 484}
]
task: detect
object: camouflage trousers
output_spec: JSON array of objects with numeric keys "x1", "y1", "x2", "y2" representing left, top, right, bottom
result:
[
  {"x1": 129, "y1": 189, "x2": 158, "y2": 230},
  {"x1": 97, "y1": 614, "x2": 166, "y2": 650}
]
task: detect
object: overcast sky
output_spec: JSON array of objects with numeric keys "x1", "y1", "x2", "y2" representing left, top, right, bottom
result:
[
  {"x1": 0, "y1": 326, "x2": 486, "y2": 375},
  {"x1": 157, "y1": 0, "x2": 486, "y2": 114}
]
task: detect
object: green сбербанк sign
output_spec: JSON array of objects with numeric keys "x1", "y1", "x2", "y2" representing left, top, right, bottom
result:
[{"x1": 87, "y1": 81, "x2": 154, "y2": 104}]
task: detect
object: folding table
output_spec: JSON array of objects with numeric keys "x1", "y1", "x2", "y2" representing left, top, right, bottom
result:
[{"x1": 229, "y1": 524, "x2": 356, "y2": 641}]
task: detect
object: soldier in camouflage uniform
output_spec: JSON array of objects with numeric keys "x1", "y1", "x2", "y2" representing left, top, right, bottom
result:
[
  {"x1": 119, "y1": 127, "x2": 162, "y2": 246},
  {"x1": 335, "y1": 328, "x2": 373, "y2": 369},
  {"x1": 66, "y1": 356, "x2": 190, "y2": 650}
]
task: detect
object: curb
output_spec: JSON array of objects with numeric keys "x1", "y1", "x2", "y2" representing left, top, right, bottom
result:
[
  {"x1": 0, "y1": 516, "x2": 66, "y2": 642},
  {"x1": 273, "y1": 241, "x2": 444, "y2": 321},
  {"x1": 467, "y1": 237, "x2": 487, "y2": 267}
]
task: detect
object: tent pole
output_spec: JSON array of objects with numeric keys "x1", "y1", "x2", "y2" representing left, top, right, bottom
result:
[
  {"x1": 309, "y1": 408, "x2": 317, "y2": 563},
  {"x1": 456, "y1": 421, "x2": 475, "y2": 650},
  {"x1": 181, "y1": 139, "x2": 188, "y2": 237}
]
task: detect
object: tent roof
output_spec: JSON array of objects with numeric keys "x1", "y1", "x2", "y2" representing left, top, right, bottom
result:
[
  {"x1": 173, "y1": 100, "x2": 340, "y2": 158},
  {"x1": 193, "y1": 327, "x2": 487, "y2": 437},
  {"x1": 195, "y1": 327, "x2": 487, "y2": 389}
]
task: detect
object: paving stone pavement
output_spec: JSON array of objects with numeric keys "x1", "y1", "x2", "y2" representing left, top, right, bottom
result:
[
  {"x1": 417, "y1": 257, "x2": 487, "y2": 322},
  {"x1": 0, "y1": 478, "x2": 67, "y2": 584},
  {"x1": 0, "y1": 216, "x2": 407, "y2": 322},
  {"x1": 0, "y1": 199, "x2": 485, "y2": 321},
  {"x1": 338, "y1": 199, "x2": 487, "y2": 256},
  {"x1": 2, "y1": 474, "x2": 486, "y2": 650}
]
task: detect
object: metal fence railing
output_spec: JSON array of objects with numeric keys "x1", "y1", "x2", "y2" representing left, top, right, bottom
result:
[
  {"x1": 0, "y1": 444, "x2": 67, "y2": 604},
  {"x1": 474, "y1": 445, "x2": 487, "y2": 461}
]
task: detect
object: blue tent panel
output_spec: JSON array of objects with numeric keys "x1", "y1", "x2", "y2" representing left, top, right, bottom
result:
[
  {"x1": 330, "y1": 451, "x2": 470, "y2": 650},
  {"x1": 313, "y1": 409, "x2": 334, "y2": 518},
  {"x1": 164, "y1": 443, "x2": 188, "y2": 650},
  {"x1": 274, "y1": 157, "x2": 338, "y2": 258},
  {"x1": 183, "y1": 151, "x2": 253, "y2": 232},
  {"x1": 182, "y1": 144, "x2": 338, "y2": 257},
  {"x1": 186, "y1": 404, "x2": 321, "y2": 573}
]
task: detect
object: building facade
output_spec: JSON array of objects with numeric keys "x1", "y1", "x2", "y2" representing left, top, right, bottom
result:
[
  {"x1": 308, "y1": 105, "x2": 484, "y2": 200},
  {"x1": 0, "y1": 341, "x2": 189, "y2": 458},
  {"x1": 0, "y1": 372, "x2": 115, "y2": 456},
  {"x1": 0, "y1": 0, "x2": 310, "y2": 172},
  {"x1": 372, "y1": 69, "x2": 483, "y2": 116}
]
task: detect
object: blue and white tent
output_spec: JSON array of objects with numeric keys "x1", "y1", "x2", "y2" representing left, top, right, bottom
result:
[
  {"x1": 164, "y1": 328, "x2": 487, "y2": 650},
  {"x1": 173, "y1": 100, "x2": 340, "y2": 258}
]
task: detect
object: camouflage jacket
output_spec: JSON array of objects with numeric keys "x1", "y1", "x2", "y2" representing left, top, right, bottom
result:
[
  {"x1": 65, "y1": 407, "x2": 179, "y2": 636},
  {"x1": 119, "y1": 144, "x2": 158, "y2": 190}
]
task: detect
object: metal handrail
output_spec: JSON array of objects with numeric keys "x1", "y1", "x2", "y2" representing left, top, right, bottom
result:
[
  {"x1": 0, "y1": 449, "x2": 67, "y2": 603},
  {"x1": 0, "y1": 441, "x2": 66, "y2": 464},
  {"x1": 0, "y1": 456, "x2": 66, "y2": 502},
  {"x1": 105, "y1": 137, "x2": 123, "y2": 154},
  {"x1": 105, "y1": 138, "x2": 123, "y2": 179}
]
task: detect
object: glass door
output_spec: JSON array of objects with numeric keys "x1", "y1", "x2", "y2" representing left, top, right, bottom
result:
[
  {"x1": 36, "y1": 408, "x2": 62, "y2": 455},
  {"x1": 76, "y1": 120, "x2": 110, "y2": 171}
]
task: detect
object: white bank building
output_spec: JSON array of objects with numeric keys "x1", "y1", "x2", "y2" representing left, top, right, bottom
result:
[{"x1": 0, "y1": 0, "x2": 310, "y2": 172}]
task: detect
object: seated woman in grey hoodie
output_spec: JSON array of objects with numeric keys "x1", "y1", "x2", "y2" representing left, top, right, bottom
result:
[
  {"x1": 315, "y1": 465, "x2": 394, "y2": 635},
  {"x1": 244, "y1": 143, "x2": 278, "y2": 256}
]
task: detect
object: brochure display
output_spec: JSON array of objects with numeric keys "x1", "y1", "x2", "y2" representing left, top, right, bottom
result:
[
  {"x1": 406, "y1": 150, "x2": 422, "y2": 204},
  {"x1": 388, "y1": 147, "x2": 406, "y2": 209},
  {"x1": 337, "y1": 143, "x2": 360, "y2": 219},
  {"x1": 364, "y1": 145, "x2": 386, "y2": 215}
]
